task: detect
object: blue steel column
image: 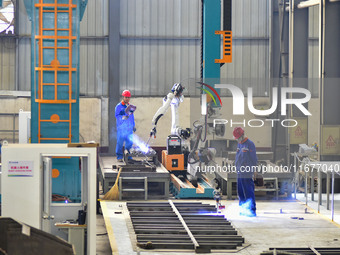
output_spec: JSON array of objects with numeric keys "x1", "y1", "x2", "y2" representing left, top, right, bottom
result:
[
  {"x1": 27, "y1": 0, "x2": 87, "y2": 143},
  {"x1": 24, "y1": 0, "x2": 88, "y2": 202},
  {"x1": 202, "y1": 0, "x2": 221, "y2": 86}
]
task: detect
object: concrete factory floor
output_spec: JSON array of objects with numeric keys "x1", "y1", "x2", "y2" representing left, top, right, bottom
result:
[
  {"x1": 96, "y1": 213, "x2": 113, "y2": 255},
  {"x1": 98, "y1": 199, "x2": 340, "y2": 255},
  {"x1": 296, "y1": 193, "x2": 340, "y2": 224}
]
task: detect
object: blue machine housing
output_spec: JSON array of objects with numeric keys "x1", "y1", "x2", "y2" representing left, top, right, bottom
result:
[{"x1": 202, "y1": 0, "x2": 222, "y2": 105}]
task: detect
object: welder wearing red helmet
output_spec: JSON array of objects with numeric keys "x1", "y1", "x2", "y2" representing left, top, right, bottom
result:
[
  {"x1": 115, "y1": 90, "x2": 136, "y2": 162},
  {"x1": 233, "y1": 127, "x2": 257, "y2": 217}
]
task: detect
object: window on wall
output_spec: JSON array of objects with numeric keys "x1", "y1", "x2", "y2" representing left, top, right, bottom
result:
[{"x1": 0, "y1": 0, "x2": 15, "y2": 35}]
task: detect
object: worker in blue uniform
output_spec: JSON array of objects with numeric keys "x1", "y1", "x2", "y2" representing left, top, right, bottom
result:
[
  {"x1": 115, "y1": 90, "x2": 136, "y2": 162},
  {"x1": 233, "y1": 127, "x2": 257, "y2": 217}
]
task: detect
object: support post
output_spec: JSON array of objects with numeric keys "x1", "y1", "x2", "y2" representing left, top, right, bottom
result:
[{"x1": 108, "y1": 0, "x2": 121, "y2": 155}]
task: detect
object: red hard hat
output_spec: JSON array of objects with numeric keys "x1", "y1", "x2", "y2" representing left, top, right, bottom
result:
[
  {"x1": 233, "y1": 127, "x2": 244, "y2": 139},
  {"x1": 122, "y1": 90, "x2": 131, "y2": 97}
]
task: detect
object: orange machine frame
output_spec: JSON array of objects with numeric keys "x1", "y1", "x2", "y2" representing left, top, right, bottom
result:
[
  {"x1": 162, "y1": 150, "x2": 185, "y2": 171},
  {"x1": 215, "y1": 30, "x2": 232, "y2": 63}
]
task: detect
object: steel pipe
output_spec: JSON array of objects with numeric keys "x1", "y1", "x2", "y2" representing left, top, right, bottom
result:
[
  {"x1": 285, "y1": 0, "x2": 319, "y2": 11},
  {"x1": 298, "y1": 0, "x2": 319, "y2": 8}
]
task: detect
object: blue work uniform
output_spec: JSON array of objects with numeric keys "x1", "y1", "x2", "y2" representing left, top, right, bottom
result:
[
  {"x1": 235, "y1": 137, "x2": 258, "y2": 216},
  {"x1": 115, "y1": 101, "x2": 135, "y2": 160}
]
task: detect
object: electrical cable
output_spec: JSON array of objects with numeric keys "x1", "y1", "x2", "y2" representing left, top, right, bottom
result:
[
  {"x1": 200, "y1": 113, "x2": 208, "y2": 142},
  {"x1": 187, "y1": 125, "x2": 202, "y2": 164}
]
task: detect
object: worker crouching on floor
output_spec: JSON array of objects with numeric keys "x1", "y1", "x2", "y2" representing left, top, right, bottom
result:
[
  {"x1": 115, "y1": 90, "x2": 136, "y2": 162},
  {"x1": 233, "y1": 127, "x2": 257, "y2": 217}
]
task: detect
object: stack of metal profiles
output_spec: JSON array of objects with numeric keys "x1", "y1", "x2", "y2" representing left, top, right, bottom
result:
[
  {"x1": 128, "y1": 147, "x2": 157, "y2": 157},
  {"x1": 127, "y1": 201, "x2": 244, "y2": 252},
  {"x1": 261, "y1": 247, "x2": 340, "y2": 255},
  {"x1": 124, "y1": 147, "x2": 158, "y2": 165}
]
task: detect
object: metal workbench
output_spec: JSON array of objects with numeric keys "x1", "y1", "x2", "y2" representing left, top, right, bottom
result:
[
  {"x1": 98, "y1": 154, "x2": 170, "y2": 199},
  {"x1": 215, "y1": 154, "x2": 294, "y2": 200}
]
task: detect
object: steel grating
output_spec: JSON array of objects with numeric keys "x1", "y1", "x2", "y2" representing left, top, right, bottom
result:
[{"x1": 127, "y1": 201, "x2": 245, "y2": 252}]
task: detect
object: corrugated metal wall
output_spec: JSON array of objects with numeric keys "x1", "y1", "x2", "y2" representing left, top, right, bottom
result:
[
  {"x1": 220, "y1": 0, "x2": 270, "y2": 97},
  {"x1": 16, "y1": 0, "x2": 31, "y2": 91},
  {"x1": 79, "y1": 0, "x2": 108, "y2": 97},
  {"x1": 119, "y1": 0, "x2": 271, "y2": 97},
  {"x1": 0, "y1": 0, "x2": 17, "y2": 91},
  {"x1": 2, "y1": 0, "x2": 109, "y2": 96},
  {"x1": 119, "y1": 0, "x2": 201, "y2": 96},
  {"x1": 0, "y1": 37, "x2": 16, "y2": 90},
  {"x1": 0, "y1": 0, "x2": 321, "y2": 98}
]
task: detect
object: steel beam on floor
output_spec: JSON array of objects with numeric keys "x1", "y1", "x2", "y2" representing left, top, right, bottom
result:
[
  {"x1": 127, "y1": 201, "x2": 245, "y2": 251},
  {"x1": 261, "y1": 247, "x2": 340, "y2": 255}
]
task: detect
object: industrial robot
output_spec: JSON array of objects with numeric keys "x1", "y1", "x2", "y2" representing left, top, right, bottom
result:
[
  {"x1": 149, "y1": 82, "x2": 222, "y2": 190},
  {"x1": 149, "y1": 83, "x2": 191, "y2": 140},
  {"x1": 149, "y1": 83, "x2": 192, "y2": 181}
]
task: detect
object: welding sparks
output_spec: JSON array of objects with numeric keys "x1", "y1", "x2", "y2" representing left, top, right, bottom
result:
[
  {"x1": 239, "y1": 199, "x2": 256, "y2": 217},
  {"x1": 193, "y1": 201, "x2": 258, "y2": 221},
  {"x1": 197, "y1": 212, "x2": 227, "y2": 218},
  {"x1": 132, "y1": 134, "x2": 150, "y2": 153}
]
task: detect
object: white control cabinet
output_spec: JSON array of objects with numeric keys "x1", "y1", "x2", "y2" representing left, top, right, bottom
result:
[{"x1": 1, "y1": 144, "x2": 97, "y2": 255}]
